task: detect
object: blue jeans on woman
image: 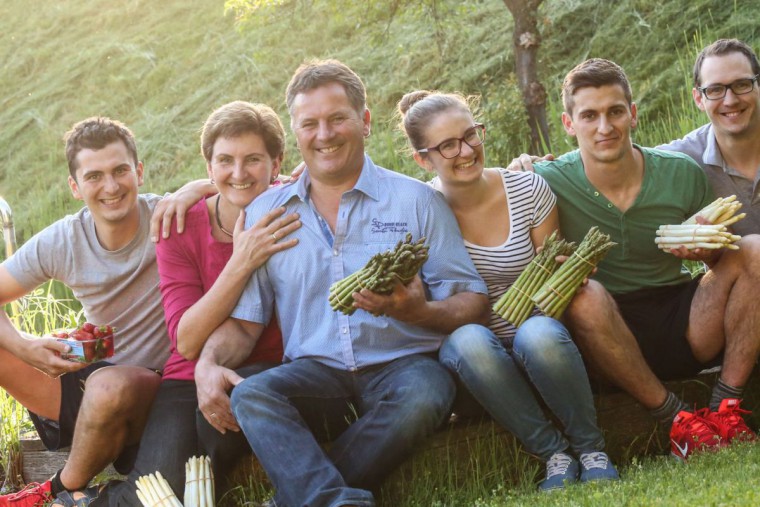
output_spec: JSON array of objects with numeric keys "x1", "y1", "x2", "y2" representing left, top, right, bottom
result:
[
  {"x1": 439, "y1": 317, "x2": 604, "y2": 461},
  {"x1": 230, "y1": 354, "x2": 455, "y2": 507}
]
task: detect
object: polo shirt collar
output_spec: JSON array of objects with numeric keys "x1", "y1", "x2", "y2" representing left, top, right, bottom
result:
[
  {"x1": 702, "y1": 124, "x2": 728, "y2": 171},
  {"x1": 293, "y1": 153, "x2": 381, "y2": 202}
]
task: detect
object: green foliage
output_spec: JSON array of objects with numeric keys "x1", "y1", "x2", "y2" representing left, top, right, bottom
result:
[
  {"x1": 0, "y1": 389, "x2": 25, "y2": 493},
  {"x1": 479, "y1": 75, "x2": 533, "y2": 164},
  {"x1": 0, "y1": 288, "x2": 83, "y2": 491},
  {"x1": 4, "y1": 0, "x2": 758, "y2": 242}
]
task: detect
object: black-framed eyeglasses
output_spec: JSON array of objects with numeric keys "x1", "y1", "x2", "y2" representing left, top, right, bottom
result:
[
  {"x1": 698, "y1": 74, "x2": 760, "y2": 100},
  {"x1": 417, "y1": 123, "x2": 486, "y2": 159}
]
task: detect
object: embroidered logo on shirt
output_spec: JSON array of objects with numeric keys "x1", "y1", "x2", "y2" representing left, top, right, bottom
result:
[{"x1": 371, "y1": 218, "x2": 409, "y2": 233}]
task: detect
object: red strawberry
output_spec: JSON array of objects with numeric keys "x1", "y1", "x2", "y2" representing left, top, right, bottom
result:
[
  {"x1": 82, "y1": 340, "x2": 97, "y2": 361},
  {"x1": 73, "y1": 330, "x2": 95, "y2": 341},
  {"x1": 82, "y1": 322, "x2": 96, "y2": 333}
]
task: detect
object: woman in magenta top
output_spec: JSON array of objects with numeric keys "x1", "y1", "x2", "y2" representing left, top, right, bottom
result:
[{"x1": 109, "y1": 101, "x2": 300, "y2": 505}]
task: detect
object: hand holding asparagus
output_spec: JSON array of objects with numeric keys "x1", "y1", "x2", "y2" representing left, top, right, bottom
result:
[
  {"x1": 656, "y1": 195, "x2": 745, "y2": 251},
  {"x1": 532, "y1": 227, "x2": 616, "y2": 319},
  {"x1": 329, "y1": 233, "x2": 429, "y2": 315},
  {"x1": 493, "y1": 231, "x2": 576, "y2": 327}
]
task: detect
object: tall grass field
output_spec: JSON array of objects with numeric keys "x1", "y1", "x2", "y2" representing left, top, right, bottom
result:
[{"x1": 2, "y1": 0, "x2": 759, "y2": 504}]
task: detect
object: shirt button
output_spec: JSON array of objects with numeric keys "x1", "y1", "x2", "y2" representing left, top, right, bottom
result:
[
  {"x1": 342, "y1": 327, "x2": 348, "y2": 334},
  {"x1": 333, "y1": 249, "x2": 339, "y2": 256},
  {"x1": 594, "y1": 191, "x2": 600, "y2": 197},
  {"x1": 607, "y1": 203, "x2": 613, "y2": 208}
]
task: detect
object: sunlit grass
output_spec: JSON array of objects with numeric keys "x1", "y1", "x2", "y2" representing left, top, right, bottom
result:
[{"x1": 0, "y1": 287, "x2": 83, "y2": 492}]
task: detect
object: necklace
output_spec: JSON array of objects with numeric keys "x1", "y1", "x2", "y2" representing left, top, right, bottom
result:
[{"x1": 214, "y1": 194, "x2": 234, "y2": 237}]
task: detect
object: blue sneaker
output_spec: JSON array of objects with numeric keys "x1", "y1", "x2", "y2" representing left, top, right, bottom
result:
[
  {"x1": 579, "y1": 451, "x2": 619, "y2": 483},
  {"x1": 539, "y1": 452, "x2": 579, "y2": 491}
]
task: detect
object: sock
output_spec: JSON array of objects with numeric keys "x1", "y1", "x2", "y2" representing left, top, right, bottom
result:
[
  {"x1": 50, "y1": 469, "x2": 65, "y2": 496},
  {"x1": 650, "y1": 391, "x2": 688, "y2": 423},
  {"x1": 709, "y1": 378, "x2": 744, "y2": 411}
]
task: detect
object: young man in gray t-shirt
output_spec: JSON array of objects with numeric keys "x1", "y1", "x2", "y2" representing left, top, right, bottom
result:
[{"x1": 0, "y1": 117, "x2": 207, "y2": 505}]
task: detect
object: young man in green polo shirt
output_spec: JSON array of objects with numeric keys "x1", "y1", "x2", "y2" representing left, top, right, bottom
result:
[{"x1": 533, "y1": 58, "x2": 760, "y2": 461}]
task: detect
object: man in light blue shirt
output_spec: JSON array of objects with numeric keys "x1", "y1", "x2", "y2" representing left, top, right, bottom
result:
[{"x1": 195, "y1": 59, "x2": 488, "y2": 507}]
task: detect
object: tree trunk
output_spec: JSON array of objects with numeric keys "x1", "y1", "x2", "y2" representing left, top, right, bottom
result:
[{"x1": 502, "y1": 0, "x2": 551, "y2": 153}]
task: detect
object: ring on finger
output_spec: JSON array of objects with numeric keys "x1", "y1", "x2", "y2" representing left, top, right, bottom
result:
[
  {"x1": 210, "y1": 412, "x2": 217, "y2": 418},
  {"x1": 271, "y1": 232, "x2": 278, "y2": 241}
]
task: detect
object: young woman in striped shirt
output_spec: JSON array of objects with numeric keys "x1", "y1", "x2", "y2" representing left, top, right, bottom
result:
[{"x1": 398, "y1": 90, "x2": 619, "y2": 491}]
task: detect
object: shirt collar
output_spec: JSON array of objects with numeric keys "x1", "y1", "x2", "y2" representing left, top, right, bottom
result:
[
  {"x1": 294, "y1": 153, "x2": 382, "y2": 202},
  {"x1": 702, "y1": 124, "x2": 728, "y2": 171}
]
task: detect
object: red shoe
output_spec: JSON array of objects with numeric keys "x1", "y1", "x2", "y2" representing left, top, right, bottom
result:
[
  {"x1": 669, "y1": 409, "x2": 721, "y2": 461},
  {"x1": 707, "y1": 398, "x2": 757, "y2": 443},
  {"x1": 0, "y1": 481, "x2": 53, "y2": 506}
]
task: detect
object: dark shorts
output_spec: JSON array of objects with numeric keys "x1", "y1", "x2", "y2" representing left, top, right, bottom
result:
[
  {"x1": 613, "y1": 276, "x2": 721, "y2": 381},
  {"x1": 28, "y1": 361, "x2": 139, "y2": 473}
]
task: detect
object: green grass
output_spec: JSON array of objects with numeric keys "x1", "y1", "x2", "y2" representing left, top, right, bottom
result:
[
  {"x1": 0, "y1": 289, "x2": 82, "y2": 493},
  {"x1": 2, "y1": 0, "x2": 758, "y2": 241},
  {"x1": 215, "y1": 431, "x2": 760, "y2": 506},
  {"x1": 484, "y1": 443, "x2": 760, "y2": 507}
]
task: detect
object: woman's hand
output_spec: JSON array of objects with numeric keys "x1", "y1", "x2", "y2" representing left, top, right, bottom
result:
[{"x1": 230, "y1": 207, "x2": 301, "y2": 272}]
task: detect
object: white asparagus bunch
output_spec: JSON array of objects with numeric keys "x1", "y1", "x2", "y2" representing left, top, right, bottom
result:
[
  {"x1": 684, "y1": 195, "x2": 746, "y2": 227},
  {"x1": 655, "y1": 224, "x2": 741, "y2": 250},
  {"x1": 136, "y1": 472, "x2": 183, "y2": 507},
  {"x1": 656, "y1": 195, "x2": 745, "y2": 251},
  {"x1": 184, "y1": 455, "x2": 215, "y2": 507}
]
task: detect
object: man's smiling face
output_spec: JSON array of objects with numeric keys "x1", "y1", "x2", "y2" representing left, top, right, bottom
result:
[
  {"x1": 290, "y1": 81, "x2": 370, "y2": 185},
  {"x1": 694, "y1": 52, "x2": 760, "y2": 140}
]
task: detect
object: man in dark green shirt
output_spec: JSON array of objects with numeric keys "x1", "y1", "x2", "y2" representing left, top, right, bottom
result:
[{"x1": 534, "y1": 58, "x2": 760, "y2": 461}]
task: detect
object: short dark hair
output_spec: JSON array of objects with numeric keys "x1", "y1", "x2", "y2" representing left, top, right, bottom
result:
[
  {"x1": 693, "y1": 38, "x2": 760, "y2": 86},
  {"x1": 200, "y1": 101, "x2": 286, "y2": 162},
  {"x1": 561, "y1": 58, "x2": 632, "y2": 116},
  {"x1": 285, "y1": 59, "x2": 366, "y2": 116},
  {"x1": 64, "y1": 117, "x2": 138, "y2": 179}
]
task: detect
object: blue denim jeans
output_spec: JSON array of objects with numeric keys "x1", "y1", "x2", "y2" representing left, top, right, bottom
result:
[
  {"x1": 439, "y1": 318, "x2": 604, "y2": 461},
  {"x1": 105, "y1": 363, "x2": 276, "y2": 506},
  {"x1": 230, "y1": 354, "x2": 455, "y2": 507}
]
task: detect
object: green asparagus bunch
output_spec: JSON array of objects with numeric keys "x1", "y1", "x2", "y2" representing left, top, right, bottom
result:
[
  {"x1": 492, "y1": 231, "x2": 576, "y2": 327},
  {"x1": 329, "y1": 233, "x2": 429, "y2": 315},
  {"x1": 532, "y1": 226, "x2": 616, "y2": 319}
]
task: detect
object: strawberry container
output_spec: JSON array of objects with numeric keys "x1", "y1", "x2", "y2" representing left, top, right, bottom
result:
[{"x1": 54, "y1": 323, "x2": 115, "y2": 363}]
